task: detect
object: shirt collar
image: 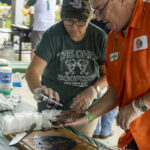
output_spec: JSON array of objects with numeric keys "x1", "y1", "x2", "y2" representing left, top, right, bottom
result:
[{"x1": 128, "y1": 0, "x2": 144, "y2": 29}]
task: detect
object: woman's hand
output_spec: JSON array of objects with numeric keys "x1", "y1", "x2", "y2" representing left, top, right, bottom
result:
[
  {"x1": 71, "y1": 86, "x2": 97, "y2": 110},
  {"x1": 33, "y1": 86, "x2": 60, "y2": 108}
]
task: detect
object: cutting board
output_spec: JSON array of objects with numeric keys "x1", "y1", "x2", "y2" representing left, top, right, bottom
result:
[{"x1": 7, "y1": 128, "x2": 99, "y2": 150}]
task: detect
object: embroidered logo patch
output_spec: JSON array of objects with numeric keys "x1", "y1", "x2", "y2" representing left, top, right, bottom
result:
[
  {"x1": 136, "y1": 39, "x2": 143, "y2": 49},
  {"x1": 134, "y1": 36, "x2": 148, "y2": 51}
]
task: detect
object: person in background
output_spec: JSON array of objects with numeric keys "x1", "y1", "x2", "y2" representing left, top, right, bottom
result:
[
  {"x1": 24, "y1": 0, "x2": 56, "y2": 60},
  {"x1": 2, "y1": 8, "x2": 12, "y2": 18},
  {"x1": 25, "y1": 0, "x2": 108, "y2": 137},
  {"x1": 50, "y1": 0, "x2": 150, "y2": 149},
  {"x1": 92, "y1": 87, "x2": 117, "y2": 139},
  {"x1": 91, "y1": 19, "x2": 117, "y2": 139}
]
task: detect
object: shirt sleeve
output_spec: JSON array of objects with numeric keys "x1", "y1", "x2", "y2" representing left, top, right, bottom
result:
[
  {"x1": 98, "y1": 30, "x2": 107, "y2": 65},
  {"x1": 26, "y1": 0, "x2": 37, "y2": 6},
  {"x1": 35, "y1": 30, "x2": 53, "y2": 63}
]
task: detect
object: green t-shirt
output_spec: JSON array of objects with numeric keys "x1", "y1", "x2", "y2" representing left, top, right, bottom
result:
[{"x1": 35, "y1": 21, "x2": 107, "y2": 110}]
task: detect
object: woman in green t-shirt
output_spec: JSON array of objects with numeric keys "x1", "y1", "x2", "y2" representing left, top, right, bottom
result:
[{"x1": 26, "y1": 0, "x2": 107, "y2": 137}]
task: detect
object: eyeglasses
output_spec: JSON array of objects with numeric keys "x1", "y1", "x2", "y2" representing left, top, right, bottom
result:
[
  {"x1": 63, "y1": 19, "x2": 86, "y2": 26},
  {"x1": 93, "y1": 0, "x2": 110, "y2": 18}
]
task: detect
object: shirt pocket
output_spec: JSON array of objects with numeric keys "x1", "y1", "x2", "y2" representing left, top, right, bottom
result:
[
  {"x1": 131, "y1": 49, "x2": 149, "y2": 81},
  {"x1": 106, "y1": 62, "x2": 121, "y2": 88}
]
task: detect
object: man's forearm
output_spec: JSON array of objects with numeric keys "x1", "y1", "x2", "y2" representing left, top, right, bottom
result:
[{"x1": 88, "y1": 87, "x2": 118, "y2": 119}]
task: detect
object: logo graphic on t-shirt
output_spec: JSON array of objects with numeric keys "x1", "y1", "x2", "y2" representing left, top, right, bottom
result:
[
  {"x1": 65, "y1": 59, "x2": 89, "y2": 75},
  {"x1": 65, "y1": 59, "x2": 76, "y2": 75},
  {"x1": 77, "y1": 59, "x2": 89, "y2": 75},
  {"x1": 57, "y1": 49, "x2": 96, "y2": 87}
]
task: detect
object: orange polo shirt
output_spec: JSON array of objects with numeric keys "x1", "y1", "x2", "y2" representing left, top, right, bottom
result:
[{"x1": 106, "y1": 0, "x2": 150, "y2": 149}]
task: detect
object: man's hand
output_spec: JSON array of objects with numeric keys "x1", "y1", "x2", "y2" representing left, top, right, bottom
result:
[
  {"x1": 50, "y1": 109, "x2": 89, "y2": 127},
  {"x1": 116, "y1": 101, "x2": 142, "y2": 130},
  {"x1": 33, "y1": 86, "x2": 60, "y2": 108},
  {"x1": 71, "y1": 86, "x2": 97, "y2": 110}
]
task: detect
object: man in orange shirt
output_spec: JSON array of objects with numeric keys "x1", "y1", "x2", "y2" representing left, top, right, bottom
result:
[{"x1": 50, "y1": 0, "x2": 150, "y2": 149}]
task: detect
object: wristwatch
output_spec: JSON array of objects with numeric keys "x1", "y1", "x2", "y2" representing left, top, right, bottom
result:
[{"x1": 138, "y1": 97, "x2": 148, "y2": 112}]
